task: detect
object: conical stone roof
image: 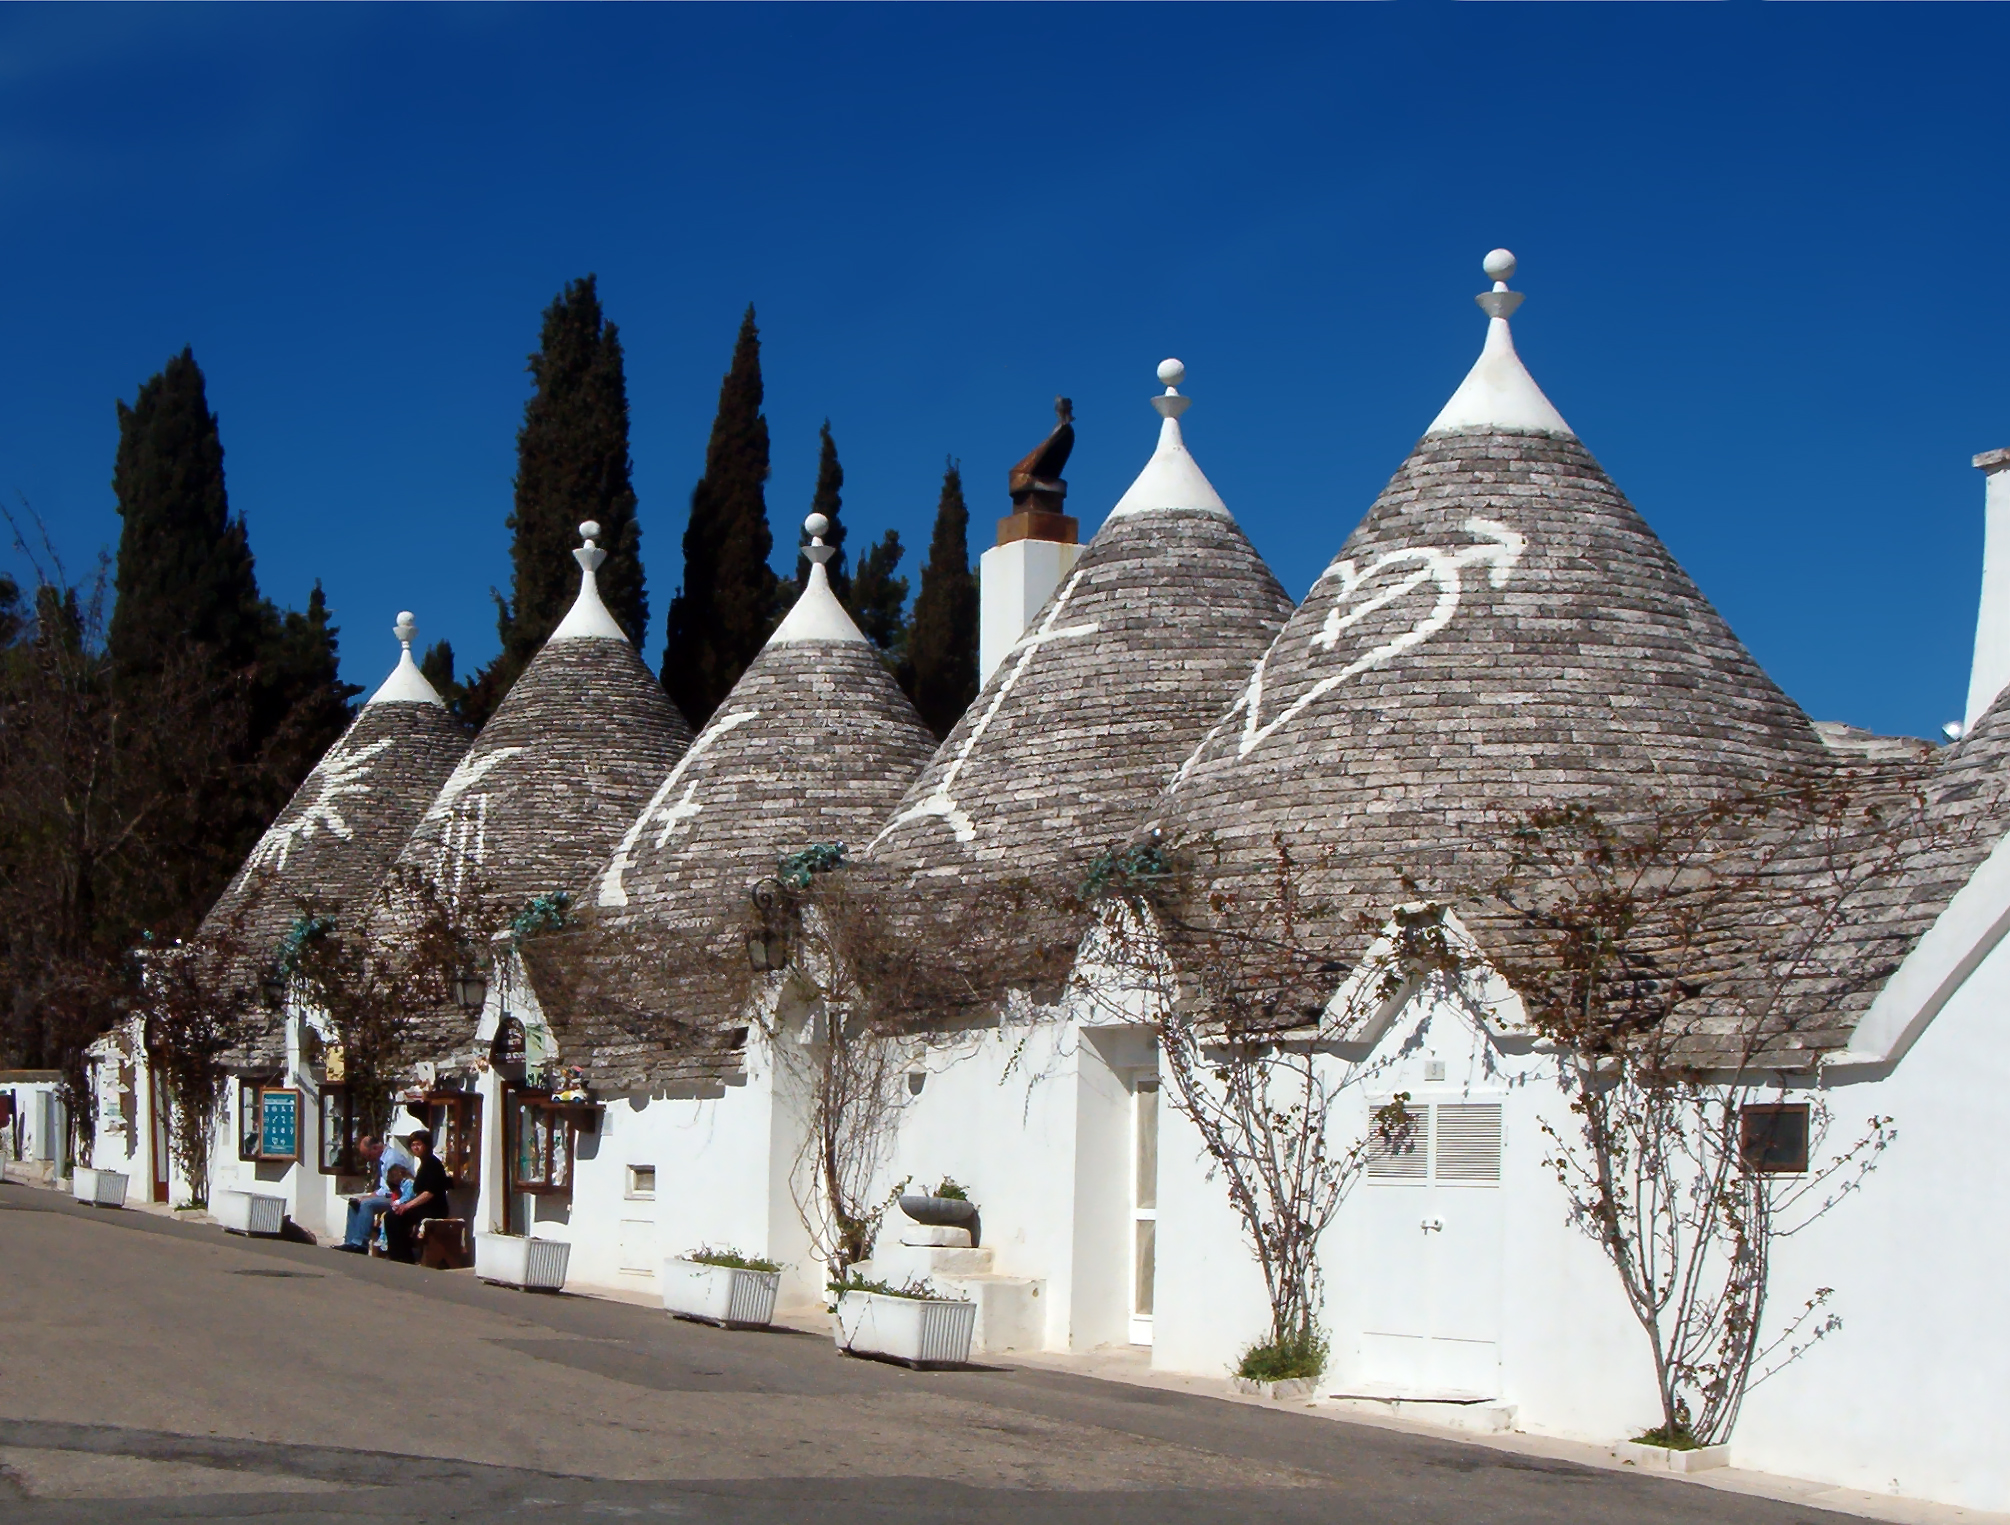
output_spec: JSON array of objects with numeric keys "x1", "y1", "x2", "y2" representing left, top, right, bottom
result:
[
  {"x1": 1154, "y1": 253, "x2": 1829, "y2": 953},
  {"x1": 202, "y1": 614, "x2": 469, "y2": 1066},
  {"x1": 393, "y1": 525, "x2": 693, "y2": 913},
  {"x1": 867, "y1": 362, "x2": 1294, "y2": 890},
  {"x1": 529, "y1": 519, "x2": 938, "y2": 1089}
]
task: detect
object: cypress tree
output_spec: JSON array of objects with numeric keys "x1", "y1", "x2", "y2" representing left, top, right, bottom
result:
[
  {"x1": 663, "y1": 306, "x2": 776, "y2": 728},
  {"x1": 793, "y1": 421, "x2": 851, "y2": 605},
  {"x1": 256, "y1": 582, "x2": 361, "y2": 792},
  {"x1": 904, "y1": 462, "x2": 979, "y2": 738},
  {"x1": 107, "y1": 348, "x2": 263, "y2": 678},
  {"x1": 849, "y1": 530, "x2": 909, "y2": 658},
  {"x1": 104, "y1": 349, "x2": 356, "y2": 935},
  {"x1": 465, "y1": 274, "x2": 643, "y2": 725}
]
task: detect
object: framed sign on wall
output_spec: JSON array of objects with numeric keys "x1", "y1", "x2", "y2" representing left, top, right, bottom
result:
[{"x1": 259, "y1": 1088, "x2": 300, "y2": 1162}]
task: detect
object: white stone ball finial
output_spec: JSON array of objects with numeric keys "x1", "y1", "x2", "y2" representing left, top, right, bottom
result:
[
  {"x1": 394, "y1": 611, "x2": 416, "y2": 647},
  {"x1": 1157, "y1": 358, "x2": 1186, "y2": 388},
  {"x1": 579, "y1": 520, "x2": 601, "y2": 544},
  {"x1": 1483, "y1": 248, "x2": 1517, "y2": 285},
  {"x1": 804, "y1": 512, "x2": 829, "y2": 542}
]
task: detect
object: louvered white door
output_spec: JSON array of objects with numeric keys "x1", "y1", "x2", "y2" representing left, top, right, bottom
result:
[{"x1": 1357, "y1": 1100, "x2": 1505, "y2": 1400}]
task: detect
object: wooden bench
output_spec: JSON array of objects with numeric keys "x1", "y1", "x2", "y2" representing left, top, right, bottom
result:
[{"x1": 416, "y1": 1217, "x2": 472, "y2": 1270}]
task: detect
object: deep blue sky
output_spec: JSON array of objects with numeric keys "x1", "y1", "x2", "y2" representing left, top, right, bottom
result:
[{"x1": 2, "y1": 4, "x2": 2005, "y2": 740}]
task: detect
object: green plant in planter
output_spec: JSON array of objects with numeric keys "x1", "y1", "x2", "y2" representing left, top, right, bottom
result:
[
  {"x1": 1236, "y1": 1330, "x2": 1329, "y2": 1383},
  {"x1": 829, "y1": 1271, "x2": 950, "y2": 1302},
  {"x1": 1632, "y1": 1424, "x2": 1703, "y2": 1451},
  {"x1": 931, "y1": 1177, "x2": 968, "y2": 1201},
  {"x1": 686, "y1": 1247, "x2": 781, "y2": 1273}
]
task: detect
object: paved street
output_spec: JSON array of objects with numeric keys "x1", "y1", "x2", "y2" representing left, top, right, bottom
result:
[{"x1": 0, "y1": 1183, "x2": 1852, "y2": 1524}]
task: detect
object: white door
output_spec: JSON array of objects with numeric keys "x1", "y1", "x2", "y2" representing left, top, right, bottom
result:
[
  {"x1": 1357, "y1": 1099, "x2": 1505, "y2": 1399},
  {"x1": 1129, "y1": 1076, "x2": 1159, "y2": 1346}
]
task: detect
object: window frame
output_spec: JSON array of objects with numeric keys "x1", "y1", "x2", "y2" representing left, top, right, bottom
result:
[
  {"x1": 316, "y1": 1083, "x2": 366, "y2": 1176},
  {"x1": 1739, "y1": 1103, "x2": 1811, "y2": 1175}
]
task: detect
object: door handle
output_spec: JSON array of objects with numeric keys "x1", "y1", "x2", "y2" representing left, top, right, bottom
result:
[{"x1": 1421, "y1": 1216, "x2": 1444, "y2": 1233}]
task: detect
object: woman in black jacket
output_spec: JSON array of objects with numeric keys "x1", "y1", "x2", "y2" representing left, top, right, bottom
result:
[{"x1": 384, "y1": 1127, "x2": 451, "y2": 1264}]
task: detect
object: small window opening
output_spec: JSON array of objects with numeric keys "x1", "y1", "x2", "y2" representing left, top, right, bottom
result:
[
  {"x1": 1740, "y1": 1104, "x2": 1809, "y2": 1175},
  {"x1": 627, "y1": 1165, "x2": 657, "y2": 1199}
]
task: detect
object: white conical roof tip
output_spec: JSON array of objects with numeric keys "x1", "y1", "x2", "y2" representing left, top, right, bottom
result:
[
  {"x1": 551, "y1": 519, "x2": 627, "y2": 641},
  {"x1": 1424, "y1": 248, "x2": 1573, "y2": 439},
  {"x1": 366, "y1": 608, "x2": 445, "y2": 706},
  {"x1": 770, "y1": 512, "x2": 865, "y2": 644},
  {"x1": 1109, "y1": 358, "x2": 1229, "y2": 520}
]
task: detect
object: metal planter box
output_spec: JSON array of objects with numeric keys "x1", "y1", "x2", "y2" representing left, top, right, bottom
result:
[
  {"x1": 214, "y1": 1189, "x2": 286, "y2": 1236},
  {"x1": 71, "y1": 1168, "x2": 129, "y2": 1209},
  {"x1": 662, "y1": 1258, "x2": 781, "y2": 1328},
  {"x1": 833, "y1": 1291, "x2": 977, "y2": 1368},
  {"x1": 476, "y1": 1232, "x2": 571, "y2": 1292}
]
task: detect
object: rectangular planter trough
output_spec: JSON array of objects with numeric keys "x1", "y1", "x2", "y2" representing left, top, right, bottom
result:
[
  {"x1": 833, "y1": 1291, "x2": 977, "y2": 1369},
  {"x1": 214, "y1": 1189, "x2": 286, "y2": 1236},
  {"x1": 476, "y1": 1233, "x2": 571, "y2": 1292},
  {"x1": 663, "y1": 1258, "x2": 781, "y2": 1328},
  {"x1": 71, "y1": 1167, "x2": 129, "y2": 1209}
]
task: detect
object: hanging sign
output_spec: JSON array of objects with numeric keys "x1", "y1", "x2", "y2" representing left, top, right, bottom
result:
[
  {"x1": 491, "y1": 1016, "x2": 527, "y2": 1083},
  {"x1": 260, "y1": 1088, "x2": 300, "y2": 1161}
]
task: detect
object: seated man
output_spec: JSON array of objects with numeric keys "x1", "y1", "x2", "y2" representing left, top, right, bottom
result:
[{"x1": 338, "y1": 1133, "x2": 411, "y2": 1253}]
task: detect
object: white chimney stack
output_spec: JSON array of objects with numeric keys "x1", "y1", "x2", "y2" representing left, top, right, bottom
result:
[
  {"x1": 1965, "y1": 448, "x2": 2010, "y2": 731},
  {"x1": 979, "y1": 398, "x2": 1081, "y2": 687}
]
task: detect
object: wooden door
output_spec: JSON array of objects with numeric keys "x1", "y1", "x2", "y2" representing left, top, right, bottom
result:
[{"x1": 148, "y1": 1070, "x2": 171, "y2": 1203}]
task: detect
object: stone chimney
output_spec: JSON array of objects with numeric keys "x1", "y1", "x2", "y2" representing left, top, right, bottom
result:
[
  {"x1": 978, "y1": 398, "x2": 1083, "y2": 685},
  {"x1": 1966, "y1": 449, "x2": 2010, "y2": 730}
]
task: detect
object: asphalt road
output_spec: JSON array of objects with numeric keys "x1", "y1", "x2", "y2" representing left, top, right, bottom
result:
[{"x1": 0, "y1": 1181, "x2": 1852, "y2": 1524}]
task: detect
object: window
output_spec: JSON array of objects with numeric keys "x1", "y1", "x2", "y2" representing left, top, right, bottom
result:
[
  {"x1": 1368, "y1": 1102, "x2": 1503, "y2": 1185},
  {"x1": 507, "y1": 1092, "x2": 595, "y2": 1196},
  {"x1": 422, "y1": 1091, "x2": 482, "y2": 1191},
  {"x1": 317, "y1": 1085, "x2": 366, "y2": 1175},
  {"x1": 236, "y1": 1083, "x2": 299, "y2": 1163},
  {"x1": 627, "y1": 1165, "x2": 657, "y2": 1200},
  {"x1": 1740, "y1": 1104, "x2": 1809, "y2": 1175}
]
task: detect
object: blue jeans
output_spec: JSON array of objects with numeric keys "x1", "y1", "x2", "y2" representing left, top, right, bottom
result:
[{"x1": 343, "y1": 1194, "x2": 393, "y2": 1248}]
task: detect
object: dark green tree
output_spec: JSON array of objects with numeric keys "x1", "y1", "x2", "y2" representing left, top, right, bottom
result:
[
  {"x1": 106, "y1": 348, "x2": 263, "y2": 678},
  {"x1": 256, "y1": 583, "x2": 359, "y2": 794},
  {"x1": 904, "y1": 462, "x2": 979, "y2": 738},
  {"x1": 663, "y1": 306, "x2": 776, "y2": 728},
  {"x1": 793, "y1": 421, "x2": 850, "y2": 604},
  {"x1": 419, "y1": 639, "x2": 462, "y2": 710},
  {"x1": 465, "y1": 275, "x2": 643, "y2": 725},
  {"x1": 849, "y1": 530, "x2": 909, "y2": 660},
  {"x1": 103, "y1": 349, "x2": 355, "y2": 934}
]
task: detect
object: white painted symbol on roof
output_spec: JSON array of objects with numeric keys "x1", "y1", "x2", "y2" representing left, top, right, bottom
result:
[
  {"x1": 237, "y1": 735, "x2": 396, "y2": 884},
  {"x1": 421, "y1": 745, "x2": 526, "y2": 893},
  {"x1": 1171, "y1": 518, "x2": 1525, "y2": 781},
  {"x1": 872, "y1": 565, "x2": 1101, "y2": 849},
  {"x1": 597, "y1": 710, "x2": 759, "y2": 907}
]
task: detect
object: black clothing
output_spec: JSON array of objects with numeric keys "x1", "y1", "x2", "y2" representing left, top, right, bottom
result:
[{"x1": 384, "y1": 1154, "x2": 452, "y2": 1264}]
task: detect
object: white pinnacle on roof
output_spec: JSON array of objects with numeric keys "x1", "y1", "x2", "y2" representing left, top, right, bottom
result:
[
  {"x1": 365, "y1": 611, "x2": 446, "y2": 706},
  {"x1": 770, "y1": 512, "x2": 869, "y2": 645},
  {"x1": 1106, "y1": 359, "x2": 1232, "y2": 520},
  {"x1": 549, "y1": 520, "x2": 631, "y2": 642},
  {"x1": 1425, "y1": 249, "x2": 1573, "y2": 439}
]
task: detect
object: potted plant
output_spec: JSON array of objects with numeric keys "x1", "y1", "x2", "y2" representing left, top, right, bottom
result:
[
  {"x1": 70, "y1": 1166, "x2": 130, "y2": 1209},
  {"x1": 1613, "y1": 1426, "x2": 1732, "y2": 1474},
  {"x1": 1229, "y1": 1331, "x2": 1327, "y2": 1402},
  {"x1": 475, "y1": 1232, "x2": 571, "y2": 1292},
  {"x1": 897, "y1": 1177, "x2": 980, "y2": 1246},
  {"x1": 663, "y1": 1248, "x2": 783, "y2": 1328},
  {"x1": 213, "y1": 1189, "x2": 287, "y2": 1237},
  {"x1": 830, "y1": 1272, "x2": 978, "y2": 1368}
]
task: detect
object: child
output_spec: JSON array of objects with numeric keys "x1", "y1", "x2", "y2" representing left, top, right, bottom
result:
[{"x1": 373, "y1": 1164, "x2": 415, "y2": 1255}]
